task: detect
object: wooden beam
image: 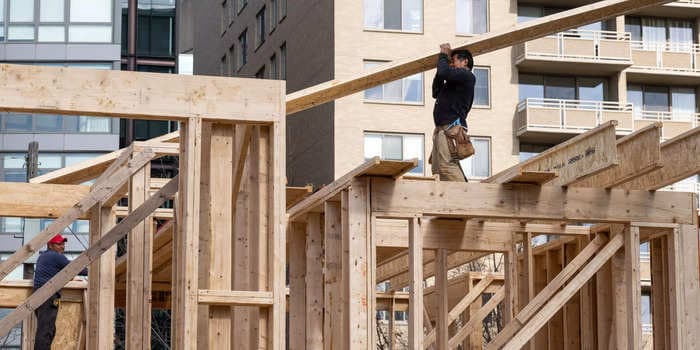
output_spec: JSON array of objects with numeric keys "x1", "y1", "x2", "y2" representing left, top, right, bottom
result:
[
  {"x1": 0, "y1": 280, "x2": 86, "y2": 308},
  {"x1": 86, "y1": 206, "x2": 116, "y2": 350},
  {"x1": 501, "y1": 233, "x2": 624, "y2": 350},
  {"x1": 571, "y1": 122, "x2": 662, "y2": 188},
  {"x1": 435, "y1": 249, "x2": 449, "y2": 350},
  {"x1": 0, "y1": 182, "x2": 90, "y2": 218},
  {"x1": 625, "y1": 226, "x2": 642, "y2": 349},
  {"x1": 0, "y1": 148, "x2": 154, "y2": 281},
  {"x1": 487, "y1": 121, "x2": 618, "y2": 186},
  {"x1": 0, "y1": 176, "x2": 178, "y2": 339},
  {"x1": 196, "y1": 290, "x2": 274, "y2": 306},
  {"x1": 172, "y1": 118, "x2": 202, "y2": 350},
  {"x1": 306, "y1": 213, "x2": 324, "y2": 350},
  {"x1": 323, "y1": 201, "x2": 343, "y2": 350},
  {"x1": 486, "y1": 235, "x2": 607, "y2": 350},
  {"x1": 0, "y1": 63, "x2": 283, "y2": 122},
  {"x1": 408, "y1": 217, "x2": 423, "y2": 350},
  {"x1": 285, "y1": 0, "x2": 675, "y2": 115},
  {"x1": 667, "y1": 224, "x2": 700, "y2": 349},
  {"x1": 388, "y1": 251, "x2": 490, "y2": 292},
  {"x1": 651, "y1": 236, "x2": 670, "y2": 350},
  {"x1": 622, "y1": 126, "x2": 700, "y2": 190},
  {"x1": 370, "y1": 177, "x2": 696, "y2": 224},
  {"x1": 288, "y1": 222, "x2": 306, "y2": 350},
  {"x1": 448, "y1": 286, "x2": 506, "y2": 348}
]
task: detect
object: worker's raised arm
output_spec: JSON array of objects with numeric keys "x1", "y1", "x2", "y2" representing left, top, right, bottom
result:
[{"x1": 436, "y1": 44, "x2": 473, "y2": 85}]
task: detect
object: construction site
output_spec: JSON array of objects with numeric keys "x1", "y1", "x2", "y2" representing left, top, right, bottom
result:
[{"x1": 0, "y1": 0, "x2": 697, "y2": 349}]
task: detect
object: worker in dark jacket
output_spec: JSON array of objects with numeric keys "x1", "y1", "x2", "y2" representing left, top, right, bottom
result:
[
  {"x1": 33, "y1": 233, "x2": 87, "y2": 350},
  {"x1": 431, "y1": 43, "x2": 475, "y2": 182}
]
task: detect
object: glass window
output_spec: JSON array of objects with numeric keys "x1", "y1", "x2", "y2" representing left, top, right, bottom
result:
[
  {"x1": 0, "y1": 0, "x2": 4, "y2": 23},
  {"x1": 238, "y1": 29, "x2": 247, "y2": 69},
  {"x1": 671, "y1": 87, "x2": 696, "y2": 120},
  {"x1": 1, "y1": 217, "x2": 23, "y2": 233},
  {"x1": 364, "y1": 0, "x2": 422, "y2": 32},
  {"x1": 2, "y1": 153, "x2": 24, "y2": 168},
  {"x1": 40, "y1": 0, "x2": 64, "y2": 22},
  {"x1": 519, "y1": 74, "x2": 544, "y2": 101},
  {"x1": 280, "y1": 42, "x2": 286, "y2": 79},
  {"x1": 69, "y1": 25, "x2": 112, "y2": 42},
  {"x1": 38, "y1": 26, "x2": 65, "y2": 42},
  {"x1": 456, "y1": 0, "x2": 488, "y2": 35},
  {"x1": 459, "y1": 137, "x2": 490, "y2": 178},
  {"x1": 255, "y1": 65, "x2": 265, "y2": 79},
  {"x1": 641, "y1": 293, "x2": 652, "y2": 327},
  {"x1": 627, "y1": 84, "x2": 643, "y2": 116},
  {"x1": 35, "y1": 115, "x2": 62, "y2": 131},
  {"x1": 364, "y1": 132, "x2": 424, "y2": 175},
  {"x1": 7, "y1": 25, "x2": 34, "y2": 40},
  {"x1": 668, "y1": 19, "x2": 694, "y2": 50},
  {"x1": 256, "y1": 7, "x2": 265, "y2": 46},
  {"x1": 78, "y1": 116, "x2": 110, "y2": 132},
  {"x1": 517, "y1": 5, "x2": 541, "y2": 23},
  {"x1": 10, "y1": 0, "x2": 33, "y2": 22},
  {"x1": 544, "y1": 76, "x2": 576, "y2": 100},
  {"x1": 5, "y1": 114, "x2": 32, "y2": 130},
  {"x1": 394, "y1": 311, "x2": 407, "y2": 321},
  {"x1": 644, "y1": 86, "x2": 669, "y2": 112},
  {"x1": 270, "y1": 0, "x2": 277, "y2": 31},
  {"x1": 70, "y1": 0, "x2": 111, "y2": 22},
  {"x1": 578, "y1": 78, "x2": 606, "y2": 102},
  {"x1": 269, "y1": 54, "x2": 277, "y2": 79},
  {"x1": 364, "y1": 60, "x2": 423, "y2": 104},
  {"x1": 625, "y1": 17, "x2": 642, "y2": 41},
  {"x1": 473, "y1": 67, "x2": 490, "y2": 106},
  {"x1": 38, "y1": 154, "x2": 62, "y2": 169},
  {"x1": 65, "y1": 153, "x2": 97, "y2": 166}
]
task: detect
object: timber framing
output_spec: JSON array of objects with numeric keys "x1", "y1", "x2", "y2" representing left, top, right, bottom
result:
[{"x1": 0, "y1": 0, "x2": 697, "y2": 348}]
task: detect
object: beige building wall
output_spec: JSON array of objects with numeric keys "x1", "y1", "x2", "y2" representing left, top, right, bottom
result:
[{"x1": 333, "y1": 0, "x2": 521, "y2": 179}]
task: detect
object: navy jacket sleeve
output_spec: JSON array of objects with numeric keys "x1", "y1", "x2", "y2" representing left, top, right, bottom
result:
[{"x1": 436, "y1": 53, "x2": 472, "y2": 84}]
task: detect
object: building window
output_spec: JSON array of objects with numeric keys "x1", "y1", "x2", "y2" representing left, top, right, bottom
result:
[
  {"x1": 228, "y1": 45, "x2": 236, "y2": 74},
  {"x1": 220, "y1": 55, "x2": 227, "y2": 76},
  {"x1": 269, "y1": 54, "x2": 277, "y2": 79},
  {"x1": 519, "y1": 74, "x2": 609, "y2": 102},
  {"x1": 456, "y1": 0, "x2": 488, "y2": 35},
  {"x1": 280, "y1": 42, "x2": 286, "y2": 79},
  {"x1": 394, "y1": 311, "x2": 408, "y2": 322},
  {"x1": 459, "y1": 136, "x2": 490, "y2": 179},
  {"x1": 0, "y1": 152, "x2": 104, "y2": 182},
  {"x1": 376, "y1": 310, "x2": 389, "y2": 321},
  {"x1": 627, "y1": 84, "x2": 696, "y2": 118},
  {"x1": 0, "y1": 217, "x2": 23, "y2": 234},
  {"x1": 473, "y1": 67, "x2": 490, "y2": 107},
  {"x1": 0, "y1": 113, "x2": 112, "y2": 133},
  {"x1": 40, "y1": 0, "x2": 65, "y2": 22},
  {"x1": 9, "y1": 0, "x2": 33, "y2": 22},
  {"x1": 626, "y1": 17, "x2": 695, "y2": 50},
  {"x1": 281, "y1": 0, "x2": 286, "y2": 19},
  {"x1": 237, "y1": 0, "x2": 247, "y2": 14},
  {"x1": 270, "y1": 0, "x2": 278, "y2": 32},
  {"x1": 255, "y1": 66, "x2": 265, "y2": 79},
  {"x1": 221, "y1": 0, "x2": 228, "y2": 34},
  {"x1": 238, "y1": 29, "x2": 248, "y2": 69},
  {"x1": 70, "y1": 0, "x2": 111, "y2": 22},
  {"x1": 364, "y1": 132, "x2": 424, "y2": 175},
  {"x1": 364, "y1": 60, "x2": 423, "y2": 104},
  {"x1": 364, "y1": 0, "x2": 422, "y2": 32},
  {"x1": 256, "y1": 7, "x2": 265, "y2": 47},
  {"x1": 641, "y1": 292, "x2": 652, "y2": 334}
]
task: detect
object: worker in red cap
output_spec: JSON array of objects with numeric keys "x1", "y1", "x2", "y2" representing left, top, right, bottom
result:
[{"x1": 32, "y1": 233, "x2": 87, "y2": 350}]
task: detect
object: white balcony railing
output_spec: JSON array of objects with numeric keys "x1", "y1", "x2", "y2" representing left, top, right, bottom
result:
[
  {"x1": 517, "y1": 98, "x2": 634, "y2": 133},
  {"x1": 635, "y1": 110, "x2": 700, "y2": 125},
  {"x1": 630, "y1": 40, "x2": 700, "y2": 72},
  {"x1": 516, "y1": 29, "x2": 632, "y2": 62},
  {"x1": 675, "y1": 0, "x2": 700, "y2": 5}
]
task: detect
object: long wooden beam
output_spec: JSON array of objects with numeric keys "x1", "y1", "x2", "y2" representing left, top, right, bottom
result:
[
  {"x1": 0, "y1": 182, "x2": 90, "y2": 219},
  {"x1": 448, "y1": 286, "x2": 506, "y2": 348},
  {"x1": 621, "y1": 126, "x2": 700, "y2": 190},
  {"x1": 0, "y1": 176, "x2": 178, "y2": 339},
  {"x1": 285, "y1": 0, "x2": 674, "y2": 115},
  {"x1": 370, "y1": 178, "x2": 696, "y2": 224},
  {"x1": 0, "y1": 64, "x2": 283, "y2": 123},
  {"x1": 486, "y1": 121, "x2": 618, "y2": 185}
]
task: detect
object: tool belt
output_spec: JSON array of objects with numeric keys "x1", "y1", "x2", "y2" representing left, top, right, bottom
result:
[{"x1": 443, "y1": 123, "x2": 474, "y2": 160}]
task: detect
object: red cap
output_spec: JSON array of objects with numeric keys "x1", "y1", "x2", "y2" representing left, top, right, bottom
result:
[{"x1": 48, "y1": 234, "x2": 67, "y2": 245}]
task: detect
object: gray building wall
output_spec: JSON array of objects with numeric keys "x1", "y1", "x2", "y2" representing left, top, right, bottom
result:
[{"x1": 192, "y1": 0, "x2": 335, "y2": 188}]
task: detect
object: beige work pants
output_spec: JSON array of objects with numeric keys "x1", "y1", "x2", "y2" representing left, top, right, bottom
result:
[{"x1": 431, "y1": 127, "x2": 467, "y2": 182}]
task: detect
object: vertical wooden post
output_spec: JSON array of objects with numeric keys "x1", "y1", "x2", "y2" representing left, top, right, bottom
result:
[
  {"x1": 344, "y1": 177, "x2": 371, "y2": 349},
  {"x1": 306, "y1": 212, "x2": 324, "y2": 349},
  {"x1": 86, "y1": 206, "x2": 116, "y2": 349},
  {"x1": 651, "y1": 236, "x2": 670, "y2": 350},
  {"x1": 408, "y1": 216, "x2": 423, "y2": 350},
  {"x1": 667, "y1": 224, "x2": 700, "y2": 350},
  {"x1": 269, "y1": 117, "x2": 287, "y2": 350},
  {"x1": 504, "y1": 235, "x2": 517, "y2": 324},
  {"x1": 288, "y1": 222, "x2": 307, "y2": 350},
  {"x1": 435, "y1": 249, "x2": 449, "y2": 350},
  {"x1": 172, "y1": 117, "x2": 202, "y2": 350},
  {"x1": 563, "y1": 241, "x2": 582, "y2": 350},
  {"x1": 610, "y1": 224, "x2": 635, "y2": 349},
  {"x1": 578, "y1": 235, "x2": 596, "y2": 350},
  {"x1": 389, "y1": 300, "x2": 395, "y2": 348},
  {"x1": 625, "y1": 225, "x2": 641, "y2": 350},
  {"x1": 324, "y1": 201, "x2": 343, "y2": 350},
  {"x1": 250, "y1": 126, "x2": 270, "y2": 349},
  {"x1": 532, "y1": 253, "x2": 548, "y2": 349},
  {"x1": 232, "y1": 125, "x2": 252, "y2": 350},
  {"x1": 467, "y1": 275, "x2": 483, "y2": 349},
  {"x1": 126, "y1": 153, "x2": 152, "y2": 350},
  {"x1": 546, "y1": 249, "x2": 564, "y2": 349}
]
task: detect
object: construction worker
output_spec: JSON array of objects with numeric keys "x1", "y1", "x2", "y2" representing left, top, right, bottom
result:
[
  {"x1": 431, "y1": 43, "x2": 475, "y2": 182},
  {"x1": 33, "y1": 233, "x2": 87, "y2": 350}
]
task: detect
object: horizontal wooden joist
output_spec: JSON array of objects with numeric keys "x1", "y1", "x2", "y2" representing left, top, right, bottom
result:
[
  {"x1": 0, "y1": 280, "x2": 86, "y2": 308},
  {"x1": 285, "y1": 0, "x2": 675, "y2": 115},
  {"x1": 0, "y1": 64, "x2": 283, "y2": 123},
  {"x1": 0, "y1": 182, "x2": 90, "y2": 219},
  {"x1": 197, "y1": 290, "x2": 274, "y2": 306},
  {"x1": 371, "y1": 177, "x2": 696, "y2": 224}
]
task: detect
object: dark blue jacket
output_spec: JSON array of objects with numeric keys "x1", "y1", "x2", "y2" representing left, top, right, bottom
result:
[
  {"x1": 432, "y1": 53, "x2": 476, "y2": 127},
  {"x1": 33, "y1": 249, "x2": 87, "y2": 296}
]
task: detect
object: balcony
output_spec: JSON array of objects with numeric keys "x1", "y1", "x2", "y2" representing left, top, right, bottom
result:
[
  {"x1": 634, "y1": 1, "x2": 700, "y2": 18},
  {"x1": 628, "y1": 41, "x2": 700, "y2": 84},
  {"x1": 515, "y1": 30, "x2": 633, "y2": 75},
  {"x1": 516, "y1": 98, "x2": 634, "y2": 143},
  {"x1": 634, "y1": 111, "x2": 700, "y2": 139}
]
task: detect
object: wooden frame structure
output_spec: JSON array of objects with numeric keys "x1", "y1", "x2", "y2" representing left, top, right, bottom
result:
[{"x1": 0, "y1": 0, "x2": 697, "y2": 348}]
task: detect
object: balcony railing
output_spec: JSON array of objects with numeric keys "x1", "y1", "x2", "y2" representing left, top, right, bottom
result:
[
  {"x1": 517, "y1": 98, "x2": 634, "y2": 133},
  {"x1": 675, "y1": 0, "x2": 700, "y2": 5},
  {"x1": 630, "y1": 41, "x2": 700, "y2": 72},
  {"x1": 515, "y1": 29, "x2": 632, "y2": 63},
  {"x1": 634, "y1": 110, "x2": 700, "y2": 139}
]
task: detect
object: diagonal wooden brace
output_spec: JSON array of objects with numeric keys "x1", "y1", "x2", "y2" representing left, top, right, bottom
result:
[
  {"x1": 448, "y1": 286, "x2": 506, "y2": 348},
  {"x1": 0, "y1": 147, "x2": 155, "y2": 282},
  {"x1": 0, "y1": 176, "x2": 178, "y2": 338}
]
